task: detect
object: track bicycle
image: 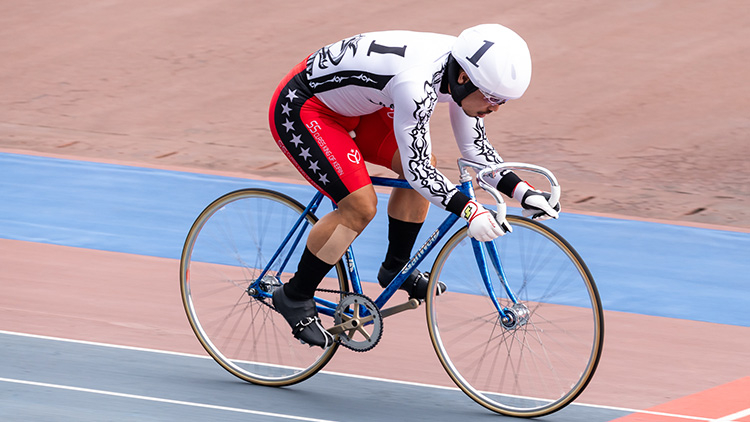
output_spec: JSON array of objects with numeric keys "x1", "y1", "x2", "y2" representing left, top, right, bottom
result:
[{"x1": 179, "y1": 158, "x2": 604, "y2": 417}]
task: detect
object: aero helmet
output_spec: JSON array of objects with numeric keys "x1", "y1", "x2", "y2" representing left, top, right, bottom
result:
[{"x1": 452, "y1": 24, "x2": 532, "y2": 101}]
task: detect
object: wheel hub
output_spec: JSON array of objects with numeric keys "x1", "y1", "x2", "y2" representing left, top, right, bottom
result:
[
  {"x1": 247, "y1": 274, "x2": 282, "y2": 297},
  {"x1": 500, "y1": 303, "x2": 530, "y2": 330}
]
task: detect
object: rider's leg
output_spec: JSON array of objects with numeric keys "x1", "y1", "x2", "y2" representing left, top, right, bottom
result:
[
  {"x1": 268, "y1": 66, "x2": 376, "y2": 346},
  {"x1": 380, "y1": 149, "x2": 430, "y2": 273},
  {"x1": 273, "y1": 185, "x2": 376, "y2": 348},
  {"x1": 350, "y1": 108, "x2": 444, "y2": 298},
  {"x1": 377, "y1": 150, "x2": 446, "y2": 298},
  {"x1": 283, "y1": 184, "x2": 377, "y2": 300}
]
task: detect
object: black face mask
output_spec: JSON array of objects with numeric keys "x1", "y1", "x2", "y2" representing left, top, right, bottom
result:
[{"x1": 440, "y1": 54, "x2": 479, "y2": 106}]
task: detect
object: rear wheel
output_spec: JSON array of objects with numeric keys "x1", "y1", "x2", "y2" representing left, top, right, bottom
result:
[
  {"x1": 180, "y1": 189, "x2": 347, "y2": 386},
  {"x1": 426, "y1": 215, "x2": 604, "y2": 417}
]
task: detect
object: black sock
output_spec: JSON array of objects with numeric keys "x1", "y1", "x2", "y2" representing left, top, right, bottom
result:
[
  {"x1": 284, "y1": 247, "x2": 334, "y2": 301},
  {"x1": 381, "y1": 216, "x2": 423, "y2": 273}
]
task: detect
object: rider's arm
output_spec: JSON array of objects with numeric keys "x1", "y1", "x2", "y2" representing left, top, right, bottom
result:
[
  {"x1": 448, "y1": 101, "x2": 559, "y2": 220},
  {"x1": 390, "y1": 78, "x2": 466, "y2": 212},
  {"x1": 448, "y1": 101, "x2": 523, "y2": 197},
  {"x1": 390, "y1": 79, "x2": 506, "y2": 239}
]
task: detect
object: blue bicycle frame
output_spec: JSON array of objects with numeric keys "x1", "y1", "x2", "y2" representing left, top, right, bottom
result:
[{"x1": 253, "y1": 175, "x2": 517, "y2": 321}]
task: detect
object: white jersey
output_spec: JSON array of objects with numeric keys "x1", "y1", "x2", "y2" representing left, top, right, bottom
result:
[{"x1": 305, "y1": 31, "x2": 504, "y2": 210}]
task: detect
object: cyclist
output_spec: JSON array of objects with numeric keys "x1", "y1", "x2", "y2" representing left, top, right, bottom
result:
[{"x1": 268, "y1": 24, "x2": 560, "y2": 348}]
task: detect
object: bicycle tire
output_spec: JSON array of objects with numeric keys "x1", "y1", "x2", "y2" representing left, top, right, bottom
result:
[
  {"x1": 426, "y1": 215, "x2": 604, "y2": 417},
  {"x1": 179, "y1": 188, "x2": 347, "y2": 386}
]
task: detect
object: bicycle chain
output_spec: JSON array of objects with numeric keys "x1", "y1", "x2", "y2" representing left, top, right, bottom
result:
[{"x1": 256, "y1": 288, "x2": 382, "y2": 353}]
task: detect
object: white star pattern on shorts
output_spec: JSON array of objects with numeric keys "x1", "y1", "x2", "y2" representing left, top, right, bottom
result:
[
  {"x1": 289, "y1": 133, "x2": 302, "y2": 147},
  {"x1": 282, "y1": 119, "x2": 295, "y2": 132},
  {"x1": 275, "y1": 91, "x2": 332, "y2": 190}
]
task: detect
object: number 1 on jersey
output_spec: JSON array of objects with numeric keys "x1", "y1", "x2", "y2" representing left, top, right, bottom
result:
[{"x1": 367, "y1": 40, "x2": 407, "y2": 57}]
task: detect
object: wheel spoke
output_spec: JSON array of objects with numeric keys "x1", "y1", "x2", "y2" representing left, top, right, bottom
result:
[
  {"x1": 426, "y1": 217, "x2": 604, "y2": 417},
  {"x1": 180, "y1": 190, "x2": 346, "y2": 386}
]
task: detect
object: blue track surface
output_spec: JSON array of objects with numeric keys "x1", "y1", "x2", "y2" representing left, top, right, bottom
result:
[{"x1": 2, "y1": 152, "x2": 748, "y2": 326}]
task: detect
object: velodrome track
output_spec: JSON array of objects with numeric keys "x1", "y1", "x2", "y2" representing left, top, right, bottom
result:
[
  {"x1": 3, "y1": 1, "x2": 749, "y2": 420},
  {"x1": 2, "y1": 151, "x2": 749, "y2": 421}
]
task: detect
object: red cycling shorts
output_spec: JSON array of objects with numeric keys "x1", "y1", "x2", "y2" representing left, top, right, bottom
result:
[{"x1": 268, "y1": 58, "x2": 398, "y2": 204}]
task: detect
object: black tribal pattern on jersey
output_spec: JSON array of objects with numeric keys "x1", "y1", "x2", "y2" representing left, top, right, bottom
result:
[
  {"x1": 306, "y1": 35, "x2": 364, "y2": 70},
  {"x1": 404, "y1": 65, "x2": 456, "y2": 208},
  {"x1": 305, "y1": 35, "x2": 394, "y2": 93},
  {"x1": 469, "y1": 117, "x2": 502, "y2": 164}
]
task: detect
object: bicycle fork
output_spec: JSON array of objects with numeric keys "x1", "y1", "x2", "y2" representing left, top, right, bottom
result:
[
  {"x1": 458, "y1": 171, "x2": 529, "y2": 330},
  {"x1": 473, "y1": 239, "x2": 530, "y2": 329}
]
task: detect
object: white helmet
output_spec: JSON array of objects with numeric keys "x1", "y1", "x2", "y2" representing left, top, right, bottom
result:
[{"x1": 452, "y1": 24, "x2": 532, "y2": 100}]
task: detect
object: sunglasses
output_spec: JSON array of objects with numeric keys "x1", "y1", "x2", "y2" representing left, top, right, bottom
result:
[{"x1": 479, "y1": 89, "x2": 508, "y2": 106}]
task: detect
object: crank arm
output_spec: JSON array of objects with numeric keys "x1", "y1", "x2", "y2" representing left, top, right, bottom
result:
[
  {"x1": 327, "y1": 314, "x2": 375, "y2": 335},
  {"x1": 380, "y1": 298, "x2": 420, "y2": 318},
  {"x1": 327, "y1": 298, "x2": 419, "y2": 335}
]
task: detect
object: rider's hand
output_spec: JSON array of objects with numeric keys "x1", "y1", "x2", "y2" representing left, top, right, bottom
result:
[
  {"x1": 461, "y1": 200, "x2": 507, "y2": 242},
  {"x1": 513, "y1": 182, "x2": 561, "y2": 221}
]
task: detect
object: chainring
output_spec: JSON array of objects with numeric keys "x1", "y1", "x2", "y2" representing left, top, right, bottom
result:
[{"x1": 332, "y1": 293, "x2": 383, "y2": 352}]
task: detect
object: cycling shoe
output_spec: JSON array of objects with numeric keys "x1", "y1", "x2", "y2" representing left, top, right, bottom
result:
[
  {"x1": 272, "y1": 286, "x2": 334, "y2": 348},
  {"x1": 377, "y1": 265, "x2": 447, "y2": 300}
]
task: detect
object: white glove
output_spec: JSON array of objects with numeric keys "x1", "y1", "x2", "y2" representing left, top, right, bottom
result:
[
  {"x1": 461, "y1": 200, "x2": 507, "y2": 242},
  {"x1": 513, "y1": 182, "x2": 560, "y2": 221}
]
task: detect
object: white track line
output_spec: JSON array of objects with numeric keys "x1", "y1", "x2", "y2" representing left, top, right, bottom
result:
[
  {"x1": 0, "y1": 330, "x2": 725, "y2": 421},
  {"x1": 712, "y1": 407, "x2": 750, "y2": 422},
  {"x1": 0, "y1": 377, "x2": 336, "y2": 422}
]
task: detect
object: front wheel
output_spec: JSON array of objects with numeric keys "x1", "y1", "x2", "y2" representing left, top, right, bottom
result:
[
  {"x1": 426, "y1": 215, "x2": 604, "y2": 417},
  {"x1": 179, "y1": 188, "x2": 347, "y2": 386}
]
